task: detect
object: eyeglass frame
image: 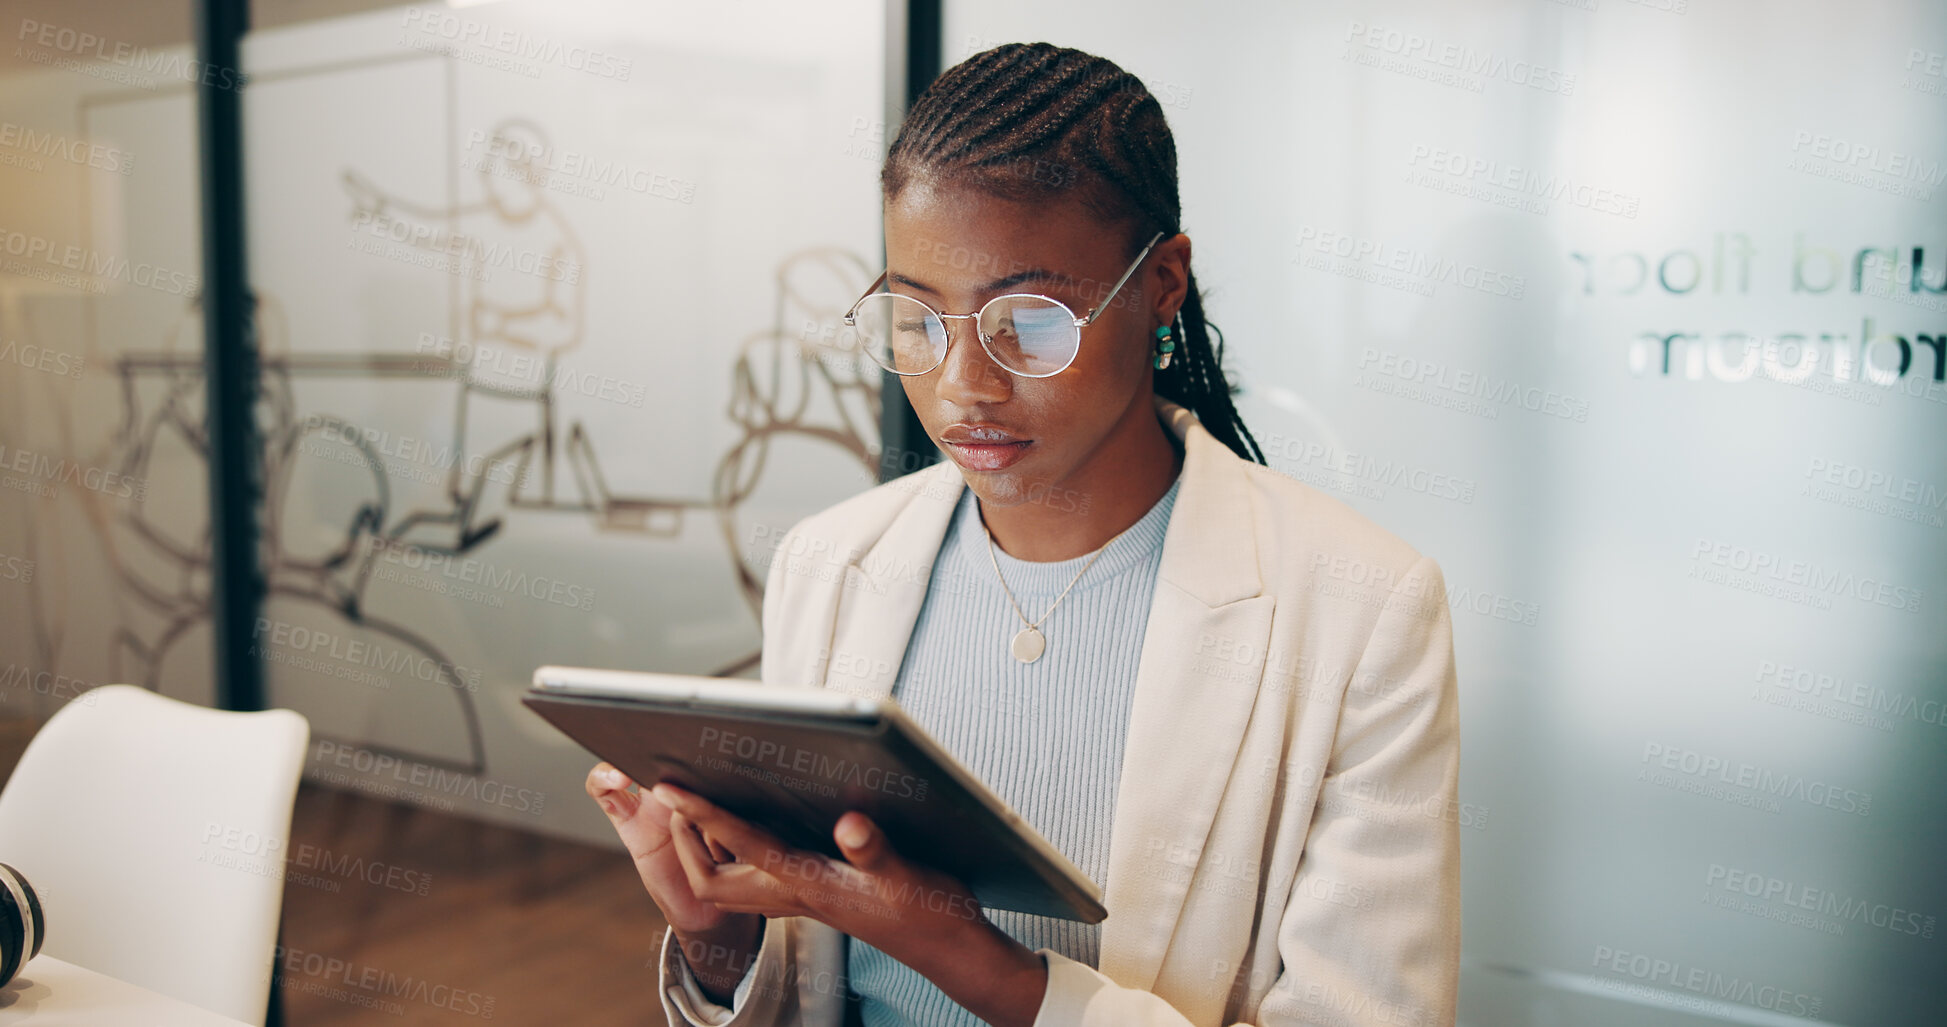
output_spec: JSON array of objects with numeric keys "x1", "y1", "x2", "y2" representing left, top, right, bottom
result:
[{"x1": 840, "y1": 230, "x2": 1167, "y2": 378}]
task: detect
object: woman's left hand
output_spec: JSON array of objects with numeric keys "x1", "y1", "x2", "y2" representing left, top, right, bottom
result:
[{"x1": 651, "y1": 782, "x2": 1049, "y2": 1027}]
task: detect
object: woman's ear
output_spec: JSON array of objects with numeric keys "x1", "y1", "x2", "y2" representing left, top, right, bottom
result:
[{"x1": 1149, "y1": 232, "x2": 1193, "y2": 326}]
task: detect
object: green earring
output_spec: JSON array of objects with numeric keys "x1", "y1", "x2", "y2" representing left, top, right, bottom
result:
[{"x1": 1152, "y1": 324, "x2": 1176, "y2": 370}]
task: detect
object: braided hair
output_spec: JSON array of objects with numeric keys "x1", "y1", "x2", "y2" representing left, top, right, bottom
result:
[{"x1": 882, "y1": 42, "x2": 1267, "y2": 466}]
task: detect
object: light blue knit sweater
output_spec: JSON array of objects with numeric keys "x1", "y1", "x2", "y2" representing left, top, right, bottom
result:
[{"x1": 847, "y1": 470, "x2": 1182, "y2": 1025}]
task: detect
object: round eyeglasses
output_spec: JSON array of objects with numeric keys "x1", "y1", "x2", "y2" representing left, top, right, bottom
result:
[{"x1": 840, "y1": 231, "x2": 1165, "y2": 378}]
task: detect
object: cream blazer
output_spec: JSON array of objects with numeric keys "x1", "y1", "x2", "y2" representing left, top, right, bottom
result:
[{"x1": 659, "y1": 395, "x2": 1461, "y2": 1027}]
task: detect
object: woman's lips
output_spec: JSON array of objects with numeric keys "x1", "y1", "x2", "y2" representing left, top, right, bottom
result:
[{"x1": 942, "y1": 439, "x2": 1032, "y2": 471}]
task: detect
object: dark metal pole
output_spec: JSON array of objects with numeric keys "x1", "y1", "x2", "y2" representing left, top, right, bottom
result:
[
  {"x1": 876, "y1": 0, "x2": 943, "y2": 484},
  {"x1": 904, "y1": 0, "x2": 942, "y2": 104},
  {"x1": 195, "y1": 0, "x2": 265, "y2": 713}
]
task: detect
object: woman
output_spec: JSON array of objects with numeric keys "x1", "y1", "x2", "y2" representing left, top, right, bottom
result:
[{"x1": 586, "y1": 42, "x2": 1460, "y2": 1027}]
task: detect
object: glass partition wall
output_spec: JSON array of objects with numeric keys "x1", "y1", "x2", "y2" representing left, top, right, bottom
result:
[
  {"x1": 1, "y1": 0, "x2": 892, "y2": 843},
  {"x1": 940, "y1": 1, "x2": 1947, "y2": 1023}
]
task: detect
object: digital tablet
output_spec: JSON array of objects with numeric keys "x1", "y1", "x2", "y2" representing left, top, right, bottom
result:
[{"x1": 523, "y1": 666, "x2": 1108, "y2": 924}]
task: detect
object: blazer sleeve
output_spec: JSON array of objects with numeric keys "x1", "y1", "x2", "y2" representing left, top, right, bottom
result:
[
  {"x1": 656, "y1": 918, "x2": 799, "y2": 1026},
  {"x1": 1030, "y1": 554, "x2": 1463, "y2": 1027}
]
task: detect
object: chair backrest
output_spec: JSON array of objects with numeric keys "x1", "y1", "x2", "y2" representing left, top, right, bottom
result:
[{"x1": 0, "y1": 685, "x2": 309, "y2": 1025}]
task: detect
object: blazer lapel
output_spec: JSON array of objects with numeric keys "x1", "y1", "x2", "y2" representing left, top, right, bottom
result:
[
  {"x1": 1097, "y1": 398, "x2": 1273, "y2": 991},
  {"x1": 818, "y1": 459, "x2": 965, "y2": 701}
]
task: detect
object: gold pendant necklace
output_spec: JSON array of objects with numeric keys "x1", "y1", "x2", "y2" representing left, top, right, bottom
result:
[{"x1": 980, "y1": 512, "x2": 1137, "y2": 664}]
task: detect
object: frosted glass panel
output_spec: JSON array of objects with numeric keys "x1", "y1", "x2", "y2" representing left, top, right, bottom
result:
[
  {"x1": 0, "y1": 15, "x2": 213, "y2": 714},
  {"x1": 233, "y1": 0, "x2": 888, "y2": 842},
  {"x1": 944, "y1": 1, "x2": 1945, "y2": 1023},
  {"x1": 1, "y1": 0, "x2": 891, "y2": 852}
]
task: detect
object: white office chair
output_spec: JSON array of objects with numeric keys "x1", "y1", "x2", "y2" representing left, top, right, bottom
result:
[{"x1": 0, "y1": 684, "x2": 309, "y2": 1025}]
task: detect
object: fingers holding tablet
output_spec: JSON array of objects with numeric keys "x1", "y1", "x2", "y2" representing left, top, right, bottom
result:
[{"x1": 584, "y1": 762, "x2": 744, "y2": 936}]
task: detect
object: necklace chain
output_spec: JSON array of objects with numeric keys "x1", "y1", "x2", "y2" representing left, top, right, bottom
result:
[{"x1": 980, "y1": 510, "x2": 1139, "y2": 658}]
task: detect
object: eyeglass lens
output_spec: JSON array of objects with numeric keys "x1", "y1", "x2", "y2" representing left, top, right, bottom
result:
[{"x1": 849, "y1": 293, "x2": 1077, "y2": 377}]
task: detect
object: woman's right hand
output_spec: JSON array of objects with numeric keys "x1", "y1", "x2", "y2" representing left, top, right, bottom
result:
[{"x1": 585, "y1": 762, "x2": 741, "y2": 935}]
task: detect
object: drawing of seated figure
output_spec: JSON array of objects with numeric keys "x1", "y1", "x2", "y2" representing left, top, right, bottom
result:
[{"x1": 102, "y1": 293, "x2": 487, "y2": 773}]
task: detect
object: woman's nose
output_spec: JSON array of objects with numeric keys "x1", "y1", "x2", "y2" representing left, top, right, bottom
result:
[{"x1": 933, "y1": 316, "x2": 1011, "y2": 404}]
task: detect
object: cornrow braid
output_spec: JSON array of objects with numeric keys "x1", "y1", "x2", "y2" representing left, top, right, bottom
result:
[{"x1": 883, "y1": 41, "x2": 1266, "y2": 466}]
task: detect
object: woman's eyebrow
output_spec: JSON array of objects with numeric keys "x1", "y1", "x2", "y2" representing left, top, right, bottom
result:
[{"x1": 888, "y1": 268, "x2": 1070, "y2": 296}]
